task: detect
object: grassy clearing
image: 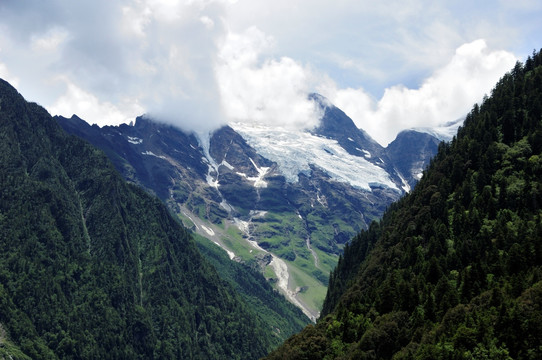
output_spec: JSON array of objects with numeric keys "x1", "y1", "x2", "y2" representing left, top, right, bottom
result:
[
  {"x1": 180, "y1": 206, "x2": 344, "y2": 317},
  {"x1": 264, "y1": 264, "x2": 277, "y2": 280},
  {"x1": 314, "y1": 248, "x2": 339, "y2": 275},
  {"x1": 220, "y1": 226, "x2": 257, "y2": 261},
  {"x1": 287, "y1": 262, "x2": 328, "y2": 312},
  {"x1": 250, "y1": 210, "x2": 346, "y2": 313},
  {"x1": 176, "y1": 212, "x2": 195, "y2": 229}
]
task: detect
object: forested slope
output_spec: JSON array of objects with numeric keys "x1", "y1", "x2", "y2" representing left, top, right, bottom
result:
[
  {"x1": 56, "y1": 114, "x2": 312, "y2": 339},
  {"x1": 0, "y1": 78, "x2": 270, "y2": 359},
  {"x1": 265, "y1": 50, "x2": 542, "y2": 359}
]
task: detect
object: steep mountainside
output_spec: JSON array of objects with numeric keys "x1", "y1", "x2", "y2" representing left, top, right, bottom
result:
[
  {"x1": 0, "y1": 78, "x2": 274, "y2": 359},
  {"x1": 58, "y1": 95, "x2": 439, "y2": 320},
  {"x1": 265, "y1": 50, "x2": 542, "y2": 359},
  {"x1": 387, "y1": 130, "x2": 441, "y2": 190}
]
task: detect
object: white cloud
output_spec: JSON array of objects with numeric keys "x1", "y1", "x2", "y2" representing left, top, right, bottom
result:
[
  {"x1": 0, "y1": 62, "x2": 19, "y2": 88},
  {"x1": 31, "y1": 26, "x2": 70, "y2": 52},
  {"x1": 320, "y1": 40, "x2": 517, "y2": 146},
  {"x1": 49, "y1": 78, "x2": 144, "y2": 125},
  {"x1": 0, "y1": 0, "x2": 539, "y2": 140},
  {"x1": 200, "y1": 16, "x2": 215, "y2": 29},
  {"x1": 0, "y1": 0, "x2": 229, "y2": 133},
  {"x1": 217, "y1": 27, "x2": 323, "y2": 130}
]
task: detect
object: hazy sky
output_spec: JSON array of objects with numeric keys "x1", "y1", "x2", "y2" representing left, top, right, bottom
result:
[{"x1": 0, "y1": 0, "x2": 540, "y2": 145}]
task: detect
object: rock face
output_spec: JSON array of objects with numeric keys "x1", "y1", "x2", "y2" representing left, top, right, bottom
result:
[
  {"x1": 386, "y1": 130, "x2": 441, "y2": 190},
  {"x1": 57, "y1": 94, "x2": 441, "y2": 319}
]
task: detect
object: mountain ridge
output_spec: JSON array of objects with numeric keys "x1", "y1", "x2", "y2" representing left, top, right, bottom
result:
[{"x1": 57, "y1": 95, "x2": 441, "y2": 319}]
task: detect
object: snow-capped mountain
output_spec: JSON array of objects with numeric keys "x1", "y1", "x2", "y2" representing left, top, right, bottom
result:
[{"x1": 56, "y1": 94, "x2": 441, "y2": 320}]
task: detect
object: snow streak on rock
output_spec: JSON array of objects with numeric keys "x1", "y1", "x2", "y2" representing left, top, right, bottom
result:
[
  {"x1": 127, "y1": 136, "x2": 143, "y2": 144},
  {"x1": 141, "y1": 151, "x2": 166, "y2": 159},
  {"x1": 397, "y1": 170, "x2": 411, "y2": 193},
  {"x1": 248, "y1": 158, "x2": 269, "y2": 188}
]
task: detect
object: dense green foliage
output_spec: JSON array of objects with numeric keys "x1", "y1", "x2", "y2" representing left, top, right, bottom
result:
[
  {"x1": 265, "y1": 49, "x2": 542, "y2": 359},
  {"x1": 0, "y1": 79, "x2": 271, "y2": 359}
]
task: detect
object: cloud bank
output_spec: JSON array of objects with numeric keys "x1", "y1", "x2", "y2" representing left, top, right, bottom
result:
[
  {"x1": 0, "y1": 0, "x2": 229, "y2": 133},
  {"x1": 217, "y1": 27, "x2": 323, "y2": 130},
  {"x1": 0, "y1": 1, "x2": 535, "y2": 144},
  {"x1": 320, "y1": 40, "x2": 518, "y2": 145}
]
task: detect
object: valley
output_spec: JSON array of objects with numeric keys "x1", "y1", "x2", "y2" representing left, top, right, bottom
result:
[
  {"x1": 1, "y1": 2, "x2": 539, "y2": 359},
  {"x1": 57, "y1": 95, "x2": 441, "y2": 319}
]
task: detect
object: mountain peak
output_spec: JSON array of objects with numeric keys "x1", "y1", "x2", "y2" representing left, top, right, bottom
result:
[
  {"x1": 0, "y1": 78, "x2": 28, "y2": 115},
  {"x1": 310, "y1": 93, "x2": 359, "y2": 137},
  {"x1": 309, "y1": 94, "x2": 384, "y2": 156},
  {"x1": 387, "y1": 129, "x2": 441, "y2": 189}
]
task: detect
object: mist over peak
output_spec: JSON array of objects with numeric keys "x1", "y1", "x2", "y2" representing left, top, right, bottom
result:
[{"x1": 1, "y1": 1, "x2": 536, "y2": 144}]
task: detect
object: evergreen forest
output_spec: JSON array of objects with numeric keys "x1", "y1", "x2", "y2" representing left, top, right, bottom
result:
[
  {"x1": 0, "y1": 78, "x2": 273, "y2": 359},
  {"x1": 265, "y1": 49, "x2": 542, "y2": 359}
]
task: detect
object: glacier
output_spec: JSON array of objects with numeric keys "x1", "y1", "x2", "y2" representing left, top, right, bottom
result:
[{"x1": 230, "y1": 123, "x2": 398, "y2": 192}]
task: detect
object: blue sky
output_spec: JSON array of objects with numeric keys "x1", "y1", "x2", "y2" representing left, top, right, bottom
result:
[{"x1": 0, "y1": 0, "x2": 540, "y2": 145}]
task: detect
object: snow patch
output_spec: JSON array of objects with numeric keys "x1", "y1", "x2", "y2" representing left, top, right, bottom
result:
[
  {"x1": 250, "y1": 210, "x2": 267, "y2": 218},
  {"x1": 181, "y1": 211, "x2": 199, "y2": 230},
  {"x1": 220, "y1": 200, "x2": 233, "y2": 213},
  {"x1": 222, "y1": 245, "x2": 236, "y2": 260},
  {"x1": 210, "y1": 240, "x2": 235, "y2": 260},
  {"x1": 235, "y1": 161, "x2": 269, "y2": 188},
  {"x1": 206, "y1": 175, "x2": 219, "y2": 188},
  {"x1": 183, "y1": 207, "x2": 235, "y2": 260},
  {"x1": 316, "y1": 193, "x2": 326, "y2": 207},
  {"x1": 233, "y1": 217, "x2": 250, "y2": 235},
  {"x1": 201, "y1": 225, "x2": 215, "y2": 236},
  {"x1": 197, "y1": 132, "x2": 221, "y2": 189},
  {"x1": 196, "y1": 133, "x2": 236, "y2": 213},
  {"x1": 396, "y1": 170, "x2": 411, "y2": 193},
  {"x1": 220, "y1": 160, "x2": 234, "y2": 170}
]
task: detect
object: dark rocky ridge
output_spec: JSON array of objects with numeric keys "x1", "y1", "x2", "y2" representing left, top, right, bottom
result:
[
  {"x1": 387, "y1": 129, "x2": 441, "y2": 190},
  {"x1": 57, "y1": 94, "x2": 440, "y2": 317}
]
